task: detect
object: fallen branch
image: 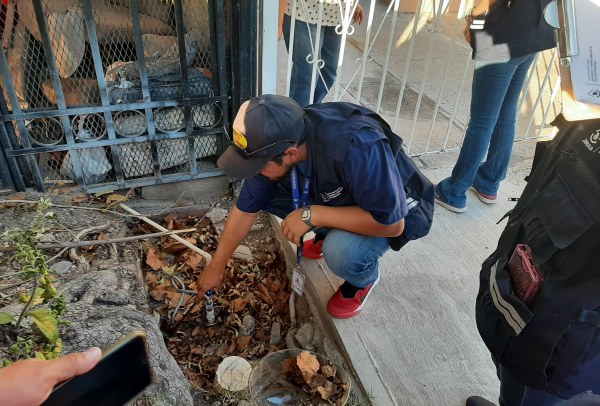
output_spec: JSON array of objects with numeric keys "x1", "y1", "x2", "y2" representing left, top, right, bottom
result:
[
  {"x1": 0, "y1": 228, "x2": 198, "y2": 251},
  {"x1": 119, "y1": 203, "x2": 212, "y2": 264},
  {"x1": 0, "y1": 200, "x2": 134, "y2": 217}
]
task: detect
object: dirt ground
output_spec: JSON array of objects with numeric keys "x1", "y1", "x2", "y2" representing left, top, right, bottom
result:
[{"x1": 0, "y1": 187, "x2": 357, "y2": 405}]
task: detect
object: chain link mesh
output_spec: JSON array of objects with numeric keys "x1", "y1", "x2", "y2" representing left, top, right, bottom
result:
[{"x1": 1, "y1": 0, "x2": 224, "y2": 191}]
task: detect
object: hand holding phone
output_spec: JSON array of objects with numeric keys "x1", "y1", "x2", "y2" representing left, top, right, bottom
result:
[{"x1": 42, "y1": 330, "x2": 152, "y2": 406}]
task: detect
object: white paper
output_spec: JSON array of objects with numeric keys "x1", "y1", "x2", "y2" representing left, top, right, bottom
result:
[
  {"x1": 570, "y1": 0, "x2": 600, "y2": 105},
  {"x1": 291, "y1": 268, "x2": 305, "y2": 296}
]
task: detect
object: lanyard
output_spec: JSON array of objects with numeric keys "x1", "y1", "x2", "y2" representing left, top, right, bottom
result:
[{"x1": 291, "y1": 167, "x2": 310, "y2": 263}]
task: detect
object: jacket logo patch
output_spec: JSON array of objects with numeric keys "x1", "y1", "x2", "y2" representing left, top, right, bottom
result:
[
  {"x1": 319, "y1": 187, "x2": 343, "y2": 202},
  {"x1": 582, "y1": 129, "x2": 600, "y2": 152}
]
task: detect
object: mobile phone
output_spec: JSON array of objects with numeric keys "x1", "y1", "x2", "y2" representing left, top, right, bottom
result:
[{"x1": 42, "y1": 330, "x2": 152, "y2": 406}]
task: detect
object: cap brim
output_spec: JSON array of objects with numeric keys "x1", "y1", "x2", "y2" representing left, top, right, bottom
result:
[{"x1": 217, "y1": 146, "x2": 270, "y2": 179}]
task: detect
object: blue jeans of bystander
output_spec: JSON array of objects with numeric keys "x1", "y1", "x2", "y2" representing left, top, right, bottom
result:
[
  {"x1": 436, "y1": 53, "x2": 536, "y2": 209},
  {"x1": 264, "y1": 188, "x2": 389, "y2": 288},
  {"x1": 282, "y1": 14, "x2": 342, "y2": 106}
]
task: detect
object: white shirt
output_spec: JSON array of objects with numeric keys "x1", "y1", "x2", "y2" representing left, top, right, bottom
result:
[{"x1": 285, "y1": 0, "x2": 357, "y2": 26}]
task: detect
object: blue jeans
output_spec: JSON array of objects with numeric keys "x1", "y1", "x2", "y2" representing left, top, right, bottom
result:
[
  {"x1": 499, "y1": 366, "x2": 566, "y2": 406},
  {"x1": 264, "y1": 190, "x2": 389, "y2": 288},
  {"x1": 437, "y1": 53, "x2": 536, "y2": 208},
  {"x1": 282, "y1": 14, "x2": 342, "y2": 106}
]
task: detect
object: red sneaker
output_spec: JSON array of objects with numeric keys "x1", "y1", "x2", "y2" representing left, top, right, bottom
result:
[
  {"x1": 302, "y1": 238, "x2": 324, "y2": 259},
  {"x1": 326, "y1": 274, "x2": 380, "y2": 319}
]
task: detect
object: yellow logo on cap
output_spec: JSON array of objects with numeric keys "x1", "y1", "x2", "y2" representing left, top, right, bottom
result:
[{"x1": 233, "y1": 128, "x2": 248, "y2": 150}]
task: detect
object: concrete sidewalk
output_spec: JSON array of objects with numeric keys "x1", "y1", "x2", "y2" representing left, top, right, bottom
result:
[
  {"x1": 300, "y1": 141, "x2": 537, "y2": 405},
  {"x1": 273, "y1": 4, "x2": 550, "y2": 404}
]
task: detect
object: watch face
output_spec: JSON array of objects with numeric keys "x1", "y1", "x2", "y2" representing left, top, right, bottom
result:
[{"x1": 301, "y1": 210, "x2": 310, "y2": 221}]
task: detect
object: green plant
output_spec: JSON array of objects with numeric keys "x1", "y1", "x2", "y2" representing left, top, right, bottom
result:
[{"x1": 0, "y1": 198, "x2": 67, "y2": 363}]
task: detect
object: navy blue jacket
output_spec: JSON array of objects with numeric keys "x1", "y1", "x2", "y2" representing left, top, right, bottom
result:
[{"x1": 237, "y1": 103, "x2": 434, "y2": 250}]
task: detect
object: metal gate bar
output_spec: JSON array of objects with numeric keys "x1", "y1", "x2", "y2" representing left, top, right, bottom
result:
[
  {"x1": 82, "y1": 0, "x2": 125, "y2": 187},
  {"x1": 270, "y1": 0, "x2": 561, "y2": 157},
  {"x1": 0, "y1": 0, "x2": 234, "y2": 193},
  {"x1": 32, "y1": 0, "x2": 86, "y2": 186}
]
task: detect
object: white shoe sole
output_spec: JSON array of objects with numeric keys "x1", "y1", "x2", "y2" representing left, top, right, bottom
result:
[{"x1": 434, "y1": 198, "x2": 466, "y2": 213}]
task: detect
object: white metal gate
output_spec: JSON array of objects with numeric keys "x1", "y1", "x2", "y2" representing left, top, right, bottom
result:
[{"x1": 261, "y1": 0, "x2": 561, "y2": 157}]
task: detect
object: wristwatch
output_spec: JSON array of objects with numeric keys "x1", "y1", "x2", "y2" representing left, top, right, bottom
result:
[{"x1": 301, "y1": 205, "x2": 315, "y2": 228}]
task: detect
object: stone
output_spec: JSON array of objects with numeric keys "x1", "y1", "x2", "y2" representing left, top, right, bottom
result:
[
  {"x1": 238, "y1": 401, "x2": 252, "y2": 406},
  {"x1": 295, "y1": 322, "x2": 315, "y2": 350},
  {"x1": 269, "y1": 322, "x2": 281, "y2": 345},
  {"x1": 232, "y1": 245, "x2": 253, "y2": 261},
  {"x1": 285, "y1": 328, "x2": 298, "y2": 349},
  {"x1": 39, "y1": 233, "x2": 55, "y2": 243},
  {"x1": 240, "y1": 315, "x2": 256, "y2": 336},
  {"x1": 50, "y1": 260, "x2": 74, "y2": 276},
  {"x1": 206, "y1": 207, "x2": 228, "y2": 223}
]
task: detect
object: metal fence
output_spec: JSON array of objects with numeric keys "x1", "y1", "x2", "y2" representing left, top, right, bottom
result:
[
  {"x1": 0, "y1": 0, "x2": 239, "y2": 193},
  {"x1": 267, "y1": 0, "x2": 561, "y2": 157}
]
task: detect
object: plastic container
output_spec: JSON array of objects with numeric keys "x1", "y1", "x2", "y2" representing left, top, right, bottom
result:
[{"x1": 249, "y1": 349, "x2": 351, "y2": 406}]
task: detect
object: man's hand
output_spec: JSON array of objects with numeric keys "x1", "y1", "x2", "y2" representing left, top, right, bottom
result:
[
  {"x1": 281, "y1": 208, "x2": 313, "y2": 246},
  {"x1": 196, "y1": 262, "x2": 225, "y2": 298},
  {"x1": 463, "y1": 16, "x2": 472, "y2": 43},
  {"x1": 0, "y1": 347, "x2": 102, "y2": 406}
]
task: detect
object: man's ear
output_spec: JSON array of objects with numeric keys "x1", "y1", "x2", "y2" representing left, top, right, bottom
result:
[{"x1": 283, "y1": 146, "x2": 300, "y2": 163}]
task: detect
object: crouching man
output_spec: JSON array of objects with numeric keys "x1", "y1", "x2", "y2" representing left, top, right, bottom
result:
[{"x1": 196, "y1": 95, "x2": 433, "y2": 318}]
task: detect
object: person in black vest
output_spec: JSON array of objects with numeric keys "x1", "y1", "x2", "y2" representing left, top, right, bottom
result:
[
  {"x1": 195, "y1": 94, "x2": 433, "y2": 319},
  {"x1": 434, "y1": 0, "x2": 555, "y2": 213}
]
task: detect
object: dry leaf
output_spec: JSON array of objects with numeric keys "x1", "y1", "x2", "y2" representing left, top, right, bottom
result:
[
  {"x1": 145, "y1": 272, "x2": 159, "y2": 286},
  {"x1": 146, "y1": 247, "x2": 167, "y2": 270},
  {"x1": 161, "y1": 265, "x2": 176, "y2": 275},
  {"x1": 238, "y1": 335, "x2": 251, "y2": 350},
  {"x1": 191, "y1": 326, "x2": 202, "y2": 337},
  {"x1": 316, "y1": 380, "x2": 335, "y2": 400},
  {"x1": 70, "y1": 193, "x2": 89, "y2": 204},
  {"x1": 231, "y1": 298, "x2": 247, "y2": 313},
  {"x1": 282, "y1": 358, "x2": 296, "y2": 373},
  {"x1": 184, "y1": 252, "x2": 203, "y2": 270},
  {"x1": 105, "y1": 193, "x2": 128, "y2": 207},
  {"x1": 321, "y1": 364, "x2": 337, "y2": 378},
  {"x1": 296, "y1": 351, "x2": 320, "y2": 384},
  {"x1": 191, "y1": 347, "x2": 203, "y2": 355},
  {"x1": 163, "y1": 238, "x2": 197, "y2": 254}
]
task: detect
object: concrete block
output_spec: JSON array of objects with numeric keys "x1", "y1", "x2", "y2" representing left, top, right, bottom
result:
[{"x1": 141, "y1": 176, "x2": 229, "y2": 201}]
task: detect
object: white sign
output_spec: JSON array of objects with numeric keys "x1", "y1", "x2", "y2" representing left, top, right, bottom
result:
[{"x1": 291, "y1": 268, "x2": 305, "y2": 296}]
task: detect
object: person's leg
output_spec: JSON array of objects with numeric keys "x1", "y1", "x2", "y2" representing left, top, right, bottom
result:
[
  {"x1": 313, "y1": 24, "x2": 342, "y2": 104},
  {"x1": 282, "y1": 15, "x2": 318, "y2": 107},
  {"x1": 436, "y1": 59, "x2": 522, "y2": 209},
  {"x1": 498, "y1": 366, "x2": 566, "y2": 406},
  {"x1": 321, "y1": 229, "x2": 389, "y2": 288},
  {"x1": 321, "y1": 230, "x2": 389, "y2": 318},
  {"x1": 473, "y1": 53, "x2": 536, "y2": 196}
]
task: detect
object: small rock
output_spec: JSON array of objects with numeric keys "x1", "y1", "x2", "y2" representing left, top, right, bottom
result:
[
  {"x1": 240, "y1": 315, "x2": 256, "y2": 336},
  {"x1": 295, "y1": 322, "x2": 314, "y2": 350},
  {"x1": 285, "y1": 328, "x2": 298, "y2": 349},
  {"x1": 39, "y1": 233, "x2": 55, "y2": 243},
  {"x1": 50, "y1": 260, "x2": 74, "y2": 276},
  {"x1": 232, "y1": 245, "x2": 253, "y2": 261},
  {"x1": 269, "y1": 322, "x2": 281, "y2": 345},
  {"x1": 206, "y1": 207, "x2": 228, "y2": 223},
  {"x1": 238, "y1": 401, "x2": 252, "y2": 406}
]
